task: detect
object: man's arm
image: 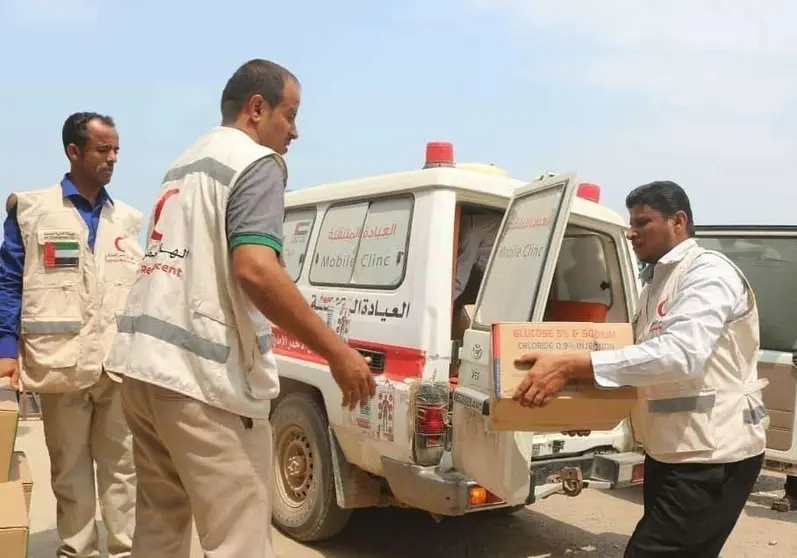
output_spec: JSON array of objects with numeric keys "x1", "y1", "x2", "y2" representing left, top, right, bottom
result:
[
  {"x1": 226, "y1": 157, "x2": 374, "y2": 408},
  {"x1": 590, "y1": 254, "x2": 747, "y2": 387},
  {"x1": 512, "y1": 254, "x2": 748, "y2": 408},
  {"x1": 0, "y1": 202, "x2": 24, "y2": 360}
]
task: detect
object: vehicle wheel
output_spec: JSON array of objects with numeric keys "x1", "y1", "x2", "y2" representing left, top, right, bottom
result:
[{"x1": 271, "y1": 392, "x2": 352, "y2": 542}]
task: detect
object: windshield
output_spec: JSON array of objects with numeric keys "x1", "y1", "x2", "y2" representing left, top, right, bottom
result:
[{"x1": 698, "y1": 235, "x2": 797, "y2": 353}]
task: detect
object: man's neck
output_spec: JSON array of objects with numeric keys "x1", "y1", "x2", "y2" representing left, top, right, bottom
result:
[{"x1": 67, "y1": 173, "x2": 102, "y2": 205}]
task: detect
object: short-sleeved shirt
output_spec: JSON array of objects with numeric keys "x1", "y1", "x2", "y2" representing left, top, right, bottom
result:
[{"x1": 225, "y1": 157, "x2": 286, "y2": 253}]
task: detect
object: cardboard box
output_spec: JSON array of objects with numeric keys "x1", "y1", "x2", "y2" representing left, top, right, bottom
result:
[
  {"x1": 0, "y1": 481, "x2": 29, "y2": 558},
  {"x1": 0, "y1": 389, "x2": 20, "y2": 482},
  {"x1": 489, "y1": 322, "x2": 638, "y2": 432},
  {"x1": 8, "y1": 452, "x2": 33, "y2": 513}
]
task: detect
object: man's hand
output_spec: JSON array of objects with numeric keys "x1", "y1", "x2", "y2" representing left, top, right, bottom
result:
[
  {"x1": 562, "y1": 430, "x2": 592, "y2": 437},
  {"x1": 512, "y1": 352, "x2": 576, "y2": 408},
  {"x1": 328, "y1": 347, "x2": 377, "y2": 410},
  {"x1": 0, "y1": 358, "x2": 20, "y2": 391}
]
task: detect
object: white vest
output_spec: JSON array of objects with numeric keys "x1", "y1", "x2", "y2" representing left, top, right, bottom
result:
[
  {"x1": 11, "y1": 185, "x2": 143, "y2": 393},
  {"x1": 629, "y1": 243, "x2": 769, "y2": 464},
  {"x1": 105, "y1": 126, "x2": 287, "y2": 419}
]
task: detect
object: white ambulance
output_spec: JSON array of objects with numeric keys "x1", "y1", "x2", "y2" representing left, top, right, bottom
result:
[
  {"x1": 269, "y1": 142, "x2": 645, "y2": 542},
  {"x1": 694, "y1": 226, "x2": 797, "y2": 476}
]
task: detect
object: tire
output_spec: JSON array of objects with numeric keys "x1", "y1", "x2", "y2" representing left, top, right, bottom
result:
[{"x1": 271, "y1": 392, "x2": 352, "y2": 542}]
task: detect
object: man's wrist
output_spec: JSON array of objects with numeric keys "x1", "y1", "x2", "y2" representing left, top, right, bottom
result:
[{"x1": 565, "y1": 353, "x2": 594, "y2": 380}]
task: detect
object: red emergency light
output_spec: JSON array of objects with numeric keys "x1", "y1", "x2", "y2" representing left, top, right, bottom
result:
[
  {"x1": 424, "y1": 141, "x2": 455, "y2": 168},
  {"x1": 577, "y1": 182, "x2": 601, "y2": 203}
]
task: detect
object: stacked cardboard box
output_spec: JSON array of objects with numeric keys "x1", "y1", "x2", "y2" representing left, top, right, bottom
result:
[{"x1": 0, "y1": 389, "x2": 31, "y2": 557}]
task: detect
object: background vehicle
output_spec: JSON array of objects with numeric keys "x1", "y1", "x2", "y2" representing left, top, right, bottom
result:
[{"x1": 695, "y1": 226, "x2": 797, "y2": 474}]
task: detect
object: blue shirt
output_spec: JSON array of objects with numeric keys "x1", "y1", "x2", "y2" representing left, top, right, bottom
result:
[{"x1": 0, "y1": 175, "x2": 112, "y2": 359}]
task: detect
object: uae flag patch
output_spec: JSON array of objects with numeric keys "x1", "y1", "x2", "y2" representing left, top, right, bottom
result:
[{"x1": 43, "y1": 241, "x2": 80, "y2": 268}]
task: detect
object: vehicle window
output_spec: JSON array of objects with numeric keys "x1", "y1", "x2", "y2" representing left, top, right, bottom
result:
[
  {"x1": 476, "y1": 183, "x2": 566, "y2": 325},
  {"x1": 698, "y1": 236, "x2": 797, "y2": 352},
  {"x1": 553, "y1": 235, "x2": 612, "y2": 306},
  {"x1": 309, "y1": 195, "x2": 413, "y2": 289},
  {"x1": 282, "y1": 208, "x2": 316, "y2": 281}
]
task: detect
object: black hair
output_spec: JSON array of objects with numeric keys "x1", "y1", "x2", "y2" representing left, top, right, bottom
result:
[
  {"x1": 62, "y1": 112, "x2": 115, "y2": 153},
  {"x1": 220, "y1": 59, "x2": 299, "y2": 124},
  {"x1": 626, "y1": 180, "x2": 695, "y2": 237}
]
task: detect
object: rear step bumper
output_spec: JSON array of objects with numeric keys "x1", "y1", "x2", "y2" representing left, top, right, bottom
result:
[
  {"x1": 528, "y1": 451, "x2": 646, "y2": 503},
  {"x1": 381, "y1": 456, "x2": 479, "y2": 516},
  {"x1": 381, "y1": 451, "x2": 645, "y2": 516}
]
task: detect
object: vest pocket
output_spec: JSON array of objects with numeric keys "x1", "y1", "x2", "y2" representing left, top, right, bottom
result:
[
  {"x1": 187, "y1": 299, "x2": 233, "y2": 365},
  {"x1": 20, "y1": 318, "x2": 82, "y2": 370},
  {"x1": 246, "y1": 330, "x2": 280, "y2": 400},
  {"x1": 643, "y1": 388, "x2": 718, "y2": 456}
]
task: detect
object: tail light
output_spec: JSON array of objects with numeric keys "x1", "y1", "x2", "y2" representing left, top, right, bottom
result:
[
  {"x1": 412, "y1": 383, "x2": 450, "y2": 466},
  {"x1": 632, "y1": 463, "x2": 645, "y2": 483},
  {"x1": 418, "y1": 406, "x2": 446, "y2": 435}
]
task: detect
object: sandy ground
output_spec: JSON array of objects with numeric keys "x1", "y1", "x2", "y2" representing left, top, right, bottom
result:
[{"x1": 14, "y1": 418, "x2": 796, "y2": 558}]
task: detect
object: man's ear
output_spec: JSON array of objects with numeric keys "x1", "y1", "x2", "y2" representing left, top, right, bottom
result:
[
  {"x1": 66, "y1": 144, "x2": 80, "y2": 162},
  {"x1": 673, "y1": 210, "x2": 688, "y2": 231},
  {"x1": 248, "y1": 94, "x2": 269, "y2": 124}
]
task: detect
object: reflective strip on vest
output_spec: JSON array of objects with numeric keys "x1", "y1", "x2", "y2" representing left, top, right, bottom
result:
[
  {"x1": 743, "y1": 404, "x2": 768, "y2": 425},
  {"x1": 162, "y1": 157, "x2": 236, "y2": 188},
  {"x1": 20, "y1": 320, "x2": 82, "y2": 334},
  {"x1": 116, "y1": 315, "x2": 230, "y2": 364},
  {"x1": 647, "y1": 392, "x2": 716, "y2": 414}
]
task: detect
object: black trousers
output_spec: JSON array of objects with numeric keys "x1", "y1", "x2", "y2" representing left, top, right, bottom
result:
[
  {"x1": 624, "y1": 452, "x2": 764, "y2": 558},
  {"x1": 786, "y1": 474, "x2": 797, "y2": 497}
]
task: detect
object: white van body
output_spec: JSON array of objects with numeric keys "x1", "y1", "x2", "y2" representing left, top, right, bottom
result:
[
  {"x1": 695, "y1": 226, "x2": 797, "y2": 474},
  {"x1": 270, "y1": 159, "x2": 644, "y2": 542}
]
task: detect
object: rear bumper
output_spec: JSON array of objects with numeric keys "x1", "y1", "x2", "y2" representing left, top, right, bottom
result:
[
  {"x1": 381, "y1": 450, "x2": 645, "y2": 516},
  {"x1": 380, "y1": 456, "x2": 478, "y2": 516},
  {"x1": 528, "y1": 451, "x2": 645, "y2": 503}
]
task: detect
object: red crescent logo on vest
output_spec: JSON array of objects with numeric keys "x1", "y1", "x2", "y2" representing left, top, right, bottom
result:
[
  {"x1": 656, "y1": 299, "x2": 667, "y2": 317},
  {"x1": 114, "y1": 236, "x2": 124, "y2": 252},
  {"x1": 150, "y1": 188, "x2": 180, "y2": 241}
]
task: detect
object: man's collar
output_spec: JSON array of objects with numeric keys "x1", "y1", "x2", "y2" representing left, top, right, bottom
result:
[
  {"x1": 638, "y1": 238, "x2": 698, "y2": 284},
  {"x1": 60, "y1": 174, "x2": 114, "y2": 206}
]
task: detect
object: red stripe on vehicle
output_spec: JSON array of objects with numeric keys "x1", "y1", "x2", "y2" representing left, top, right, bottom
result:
[{"x1": 272, "y1": 327, "x2": 425, "y2": 382}]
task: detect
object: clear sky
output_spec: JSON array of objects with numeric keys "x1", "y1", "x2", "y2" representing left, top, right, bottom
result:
[{"x1": 1, "y1": 0, "x2": 794, "y2": 230}]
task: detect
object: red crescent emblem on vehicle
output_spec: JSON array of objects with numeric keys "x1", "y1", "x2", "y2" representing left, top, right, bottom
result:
[
  {"x1": 150, "y1": 188, "x2": 180, "y2": 241},
  {"x1": 656, "y1": 299, "x2": 667, "y2": 317},
  {"x1": 114, "y1": 236, "x2": 124, "y2": 252}
]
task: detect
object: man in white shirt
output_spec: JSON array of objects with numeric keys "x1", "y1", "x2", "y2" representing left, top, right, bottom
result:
[{"x1": 511, "y1": 181, "x2": 767, "y2": 558}]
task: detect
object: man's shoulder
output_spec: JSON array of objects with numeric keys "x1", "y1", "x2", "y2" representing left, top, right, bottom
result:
[
  {"x1": 232, "y1": 155, "x2": 287, "y2": 192},
  {"x1": 8, "y1": 184, "x2": 62, "y2": 214},
  {"x1": 689, "y1": 248, "x2": 747, "y2": 289}
]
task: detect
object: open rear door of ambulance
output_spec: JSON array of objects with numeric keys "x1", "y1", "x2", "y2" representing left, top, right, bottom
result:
[
  {"x1": 451, "y1": 173, "x2": 580, "y2": 505},
  {"x1": 695, "y1": 226, "x2": 797, "y2": 470}
]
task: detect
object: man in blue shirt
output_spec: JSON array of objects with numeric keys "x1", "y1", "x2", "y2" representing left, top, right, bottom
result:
[{"x1": 0, "y1": 112, "x2": 141, "y2": 558}]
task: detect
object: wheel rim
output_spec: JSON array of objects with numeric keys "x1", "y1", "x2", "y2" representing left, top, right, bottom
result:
[{"x1": 276, "y1": 424, "x2": 315, "y2": 508}]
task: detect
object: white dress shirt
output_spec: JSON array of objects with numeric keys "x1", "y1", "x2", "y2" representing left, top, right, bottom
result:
[
  {"x1": 591, "y1": 238, "x2": 750, "y2": 388},
  {"x1": 454, "y1": 212, "x2": 501, "y2": 299}
]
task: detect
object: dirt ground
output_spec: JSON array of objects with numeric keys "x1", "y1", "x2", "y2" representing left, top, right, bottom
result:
[{"x1": 16, "y1": 419, "x2": 796, "y2": 558}]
